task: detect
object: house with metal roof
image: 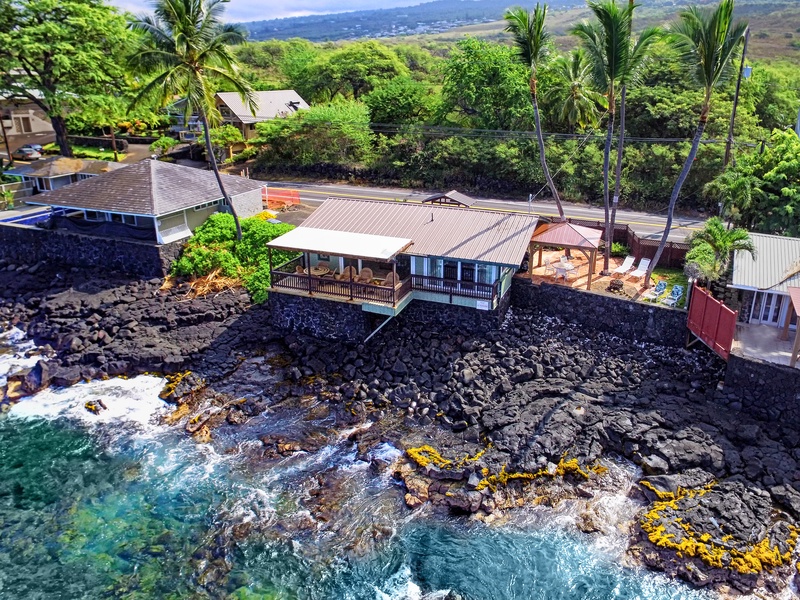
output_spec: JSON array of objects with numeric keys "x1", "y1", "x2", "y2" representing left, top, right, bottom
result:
[
  {"x1": 266, "y1": 197, "x2": 539, "y2": 323},
  {"x1": 27, "y1": 160, "x2": 264, "y2": 244},
  {"x1": 215, "y1": 90, "x2": 308, "y2": 141},
  {"x1": 730, "y1": 232, "x2": 800, "y2": 332},
  {"x1": 5, "y1": 157, "x2": 126, "y2": 193},
  {"x1": 421, "y1": 190, "x2": 477, "y2": 208}
]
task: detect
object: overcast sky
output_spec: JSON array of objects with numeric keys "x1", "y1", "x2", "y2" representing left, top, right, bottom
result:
[{"x1": 110, "y1": 0, "x2": 423, "y2": 22}]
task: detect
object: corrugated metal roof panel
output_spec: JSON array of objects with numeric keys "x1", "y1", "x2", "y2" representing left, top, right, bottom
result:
[
  {"x1": 732, "y1": 233, "x2": 800, "y2": 294},
  {"x1": 532, "y1": 221, "x2": 602, "y2": 249},
  {"x1": 217, "y1": 91, "x2": 309, "y2": 123},
  {"x1": 28, "y1": 160, "x2": 263, "y2": 216},
  {"x1": 296, "y1": 198, "x2": 538, "y2": 266},
  {"x1": 421, "y1": 190, "x2": 477, "y2": 207},
  {"x1": 267, "y1": 228, "x2": 412, "y2": 260}
]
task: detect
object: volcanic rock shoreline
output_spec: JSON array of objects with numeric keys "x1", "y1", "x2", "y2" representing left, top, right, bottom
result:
[{"x1": 1, "y1": 259, "x2": 799, "y2": 597}]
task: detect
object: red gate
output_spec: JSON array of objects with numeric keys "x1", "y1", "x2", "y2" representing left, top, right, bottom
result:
[{"x1": 687, "y1": 282, "x2": 738, "y2": 360}]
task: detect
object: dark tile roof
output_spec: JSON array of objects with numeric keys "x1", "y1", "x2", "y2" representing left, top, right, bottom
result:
[{"x1": 28, "y1": 160, "x2": 264, "y2": 217}]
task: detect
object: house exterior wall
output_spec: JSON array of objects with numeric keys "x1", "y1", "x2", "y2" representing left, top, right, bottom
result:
[
  {"x1": 231, "y1": 188, "x2": 263, "y2": 219},
  {"x1": 1, "y1": 102, "x2": 53, "y2": 135},
  {"x1": 185, "y1": 204, "x2": 219, "y2": 230}
]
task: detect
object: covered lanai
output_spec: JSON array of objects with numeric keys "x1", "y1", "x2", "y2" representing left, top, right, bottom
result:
[{"x1": 528, "y1": 221, "x2": 602, "y2": 290}]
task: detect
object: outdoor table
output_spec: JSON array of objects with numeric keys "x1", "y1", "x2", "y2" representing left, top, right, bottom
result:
[{"x1": 309, "y1": 266, "x2": 330, "y2": 276}]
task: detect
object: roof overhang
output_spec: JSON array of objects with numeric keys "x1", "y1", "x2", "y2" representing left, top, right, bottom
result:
[{"x1": 267, "y1": 227, "x2": 413, "y2": 261}]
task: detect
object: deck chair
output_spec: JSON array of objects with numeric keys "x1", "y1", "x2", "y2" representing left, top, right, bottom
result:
[
  {"x1": 660, "y1": 285, "x2": 684, "y2": 307},
  {"x1": 382, "y1": 272, "x2": 397, "y2": 287},
  {"x1": 612, "y1": 256, "x2": 635, "y2": 277},
  {"x1": 642, "y1": 280, "x2": 667, "y2": 302},
  {"x1": 628, "y1": 258, "x2": 651, "y2": 280},
  {"x1": 543, "y1": 258, "x2": 556, "y2": 276},
  {"x1": 295, "y1": 264, "x2": 305, "y2": 274},
  {"x1": 336, "y1": 266, "x2": 358, "y2": 281},
  {"x1": 357, "y1": 267, "x2": 374, "y2": 284}
]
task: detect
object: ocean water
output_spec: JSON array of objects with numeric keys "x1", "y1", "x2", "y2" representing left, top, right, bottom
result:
[{"x1": 0, "y1": 330, "x2": 714, "y2": 600}]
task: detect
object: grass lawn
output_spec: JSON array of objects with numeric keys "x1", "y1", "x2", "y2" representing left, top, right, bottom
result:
[
  {"x1": 649, "y1": 267, "x2": 689, "y2": 308},
  {"x1": 43, "y1": 143, "x2": 124, "y2": 162}
]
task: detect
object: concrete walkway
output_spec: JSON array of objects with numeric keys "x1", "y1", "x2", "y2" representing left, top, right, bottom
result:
[{"x1": 734, "y1": 323, "x2": 798, "y2": 368}]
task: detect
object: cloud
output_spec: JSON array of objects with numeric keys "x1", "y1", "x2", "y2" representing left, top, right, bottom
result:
[{"x1": 108, "y1": 0, "x2": 423, "y2": 22}]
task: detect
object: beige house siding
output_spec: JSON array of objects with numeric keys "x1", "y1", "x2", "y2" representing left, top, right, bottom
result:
[{"x1": 1, "y1": 101, "x2": 53, "y2": 136}]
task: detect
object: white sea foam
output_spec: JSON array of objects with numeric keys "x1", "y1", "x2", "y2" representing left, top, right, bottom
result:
[
  {"x1": 9, "y1": 375, "x2": 169, "y2": 425},
  {"x1": 0, "y1": 327, "x2": 39, "y2": 386}
]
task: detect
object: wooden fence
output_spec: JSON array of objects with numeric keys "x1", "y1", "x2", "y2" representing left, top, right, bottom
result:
[{"x1": 687, "y1": 282, "x2": 738, "y2": 360}]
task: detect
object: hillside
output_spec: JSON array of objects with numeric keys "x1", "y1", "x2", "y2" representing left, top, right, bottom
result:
[{"x1": 241, "y1": 0, "x2": 800, "y2": 63}]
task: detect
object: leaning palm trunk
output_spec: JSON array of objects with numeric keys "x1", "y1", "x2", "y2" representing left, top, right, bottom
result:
[
  {"x1": 644, "y1": 109, "x2": 708, "y2": 286},
  {"x1": 601, "y1": 106, "x2": 615, "y2": 273},
  {"x1": 530, "y1": 80, "x2": 566, "y2": 221},
  {"x1": 201, "y1": 112, "x2": 242, "y2": 241},
  {"x1": 608, "y1": 84, "x2": 627, "y2": 270}
]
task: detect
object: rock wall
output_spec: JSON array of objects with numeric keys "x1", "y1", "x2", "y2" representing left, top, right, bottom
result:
[
  {"x1": 399, "y1": 294, "x2": 510, "y2": 334},
  {"x1": 723, "y1": 353, "x2": 800, "y2": 425},
  {"x1": 511, "y1": 277, "x2": 688, "y2": 347},
  {"x1": 268, "y1": 293, "x2": 372, "y2": 343},
  {"x1": 0, "y1": 222, "x2": 182, "y2": 278}
]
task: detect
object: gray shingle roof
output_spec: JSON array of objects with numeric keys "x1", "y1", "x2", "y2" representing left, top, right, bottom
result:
[
  {"x1": 294, "y1": 198, "x2": 539, "y2": 266},
  {"x1": 731, "y1": 232, "x2": 800, "y2": 294},
  {"x1": 217, "y1": 90, "x2": 309, "y2": 123},
  {"x1": 28, "y1": 160, "x2": 264, "y2": 217}
]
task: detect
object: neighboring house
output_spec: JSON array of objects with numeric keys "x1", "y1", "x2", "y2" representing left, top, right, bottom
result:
[
  {"x1": 215, "y1": 91, "x2": 309, "y2": 141},
  {"x1": 421, "y1": 190, "x2": 477, "y2": 208},
  {"x1": 0, "y1": 98, "x2": 53, "y2": 136},
  {"x1": 5, "y1": 157, "x2": 126, "y2": 193},
  {"x1": 266, "y1": 198, "x2": 538, "y2": 317},
  {"x1": 27, "y1": 159, "x2": 264, "y2": 244},
  {"x1": 730, "y1": 232, "x2": 800, "y2": 332}
]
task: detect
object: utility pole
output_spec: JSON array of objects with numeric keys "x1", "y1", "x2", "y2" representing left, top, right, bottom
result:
[{"x1": 724, "y1": 27, "x2": 750, "y2": 168}]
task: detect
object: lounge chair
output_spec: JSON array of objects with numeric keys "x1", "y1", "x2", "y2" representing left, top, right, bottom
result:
[
  {"x1": 660, "y1": 285, "x2": 684, "y2": 307},
  {"x1": 612, "y1": 256, "x2": 635, "y2": 277},
  {"x1": 628, "y1": 258, "x2": 651, "y2": 280},
  {"x1": 357, "y1": 267, "x2": 374, "y2": 284},
  {"x1": 543, "y1": 258, "x2": 555, "y2": 276},
  {"x1": 642, "y1": 280, "x2": 667, "y2": 302}
]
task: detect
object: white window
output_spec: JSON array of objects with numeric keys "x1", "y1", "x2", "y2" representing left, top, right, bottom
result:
[
  {"x1": 477, "y1": 264, "x2": 495, "y2": 284},
  {"x1": 193, "y1": 200, "x2": 219, "y2": 211},
  {"x1": 110, "y1": 213, "x2": 123, "y2": 223},
  {"x1": 84, "y1": 210, "x2": 103, "y2": 221},
  {"x1": 411, "y1": 256, "x2": 425, "y2": 276},
  {"x1": 123, "y1": 215, "x2": 136, "y2": 225}
]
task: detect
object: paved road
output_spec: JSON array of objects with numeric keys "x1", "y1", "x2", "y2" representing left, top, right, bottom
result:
[{"x1": 264, "y1": 181, "x2": 706, "y2": 243}]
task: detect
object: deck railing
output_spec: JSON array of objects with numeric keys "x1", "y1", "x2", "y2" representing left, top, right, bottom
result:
[{"x1": 272, "y1": 260, "x2": 500, "y2": 308}]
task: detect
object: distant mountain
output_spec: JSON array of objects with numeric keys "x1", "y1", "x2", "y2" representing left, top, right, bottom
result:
[
  {"x1": 240, "y1": 0, "x2": 800, "y2": 45},
  {"x1": 241, "y1": 0, "x2": 583, "y2": 42}
]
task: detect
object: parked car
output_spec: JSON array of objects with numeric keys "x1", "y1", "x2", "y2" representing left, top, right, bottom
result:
[
  {"x1": 20, "y1": 143, "x2": 44, "y2": 153},
  {"x1": 10, "y1": 147, "x2": 41, "y2": 161}
]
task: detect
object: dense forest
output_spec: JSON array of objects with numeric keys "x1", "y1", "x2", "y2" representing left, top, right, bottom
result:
[{"x1": 230, "y1": 34, "x2": 799, "y2": 218}]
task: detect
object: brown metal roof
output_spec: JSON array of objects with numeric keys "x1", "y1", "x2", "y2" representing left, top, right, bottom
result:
[
  {"x1": 28, "y1": 160, "x2": 263, "y2": 217},
  {"x1": 421, "y1": 190, "x2": 477, "y2": 207},
  {"x1": 532, "y1": 221, "x2": 602, "y2": 250},
  {"x1": 6, "y1": 156, "x2": 126, "y2": 178},
  {"x1": 296, "y1": 198, "x2": 539, "y2": 266}
]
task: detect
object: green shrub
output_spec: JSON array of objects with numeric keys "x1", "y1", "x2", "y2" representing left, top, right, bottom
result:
[
  {"x1": 225, "y1": 147, "x2": 258, "y2": 164},
  {"x1": 610, "y1": 242, "x2": 630, "y2": 257},
  {"x1": 171, "y1": 212, "x2": 297, "y2": 302}
]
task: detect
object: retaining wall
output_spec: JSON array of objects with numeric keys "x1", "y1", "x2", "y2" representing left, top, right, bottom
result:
[
  {"x1": 723, "y1": 353, "x2": 800, "y2": 425},
  {"x1": 0, "y1": 222, "x2": 182, "y2": 278},
  {"x1": 268, "y1": 293, "x2": 372, "y2": 343},
  {"x1": 399, "y1": 293, "x2": 511, "y2": 334},
  {"x1": 511, "y1": 277, "x2": 688, "y2": 347}
]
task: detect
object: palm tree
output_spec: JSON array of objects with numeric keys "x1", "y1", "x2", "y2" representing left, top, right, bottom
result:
[
  {"x1": 644, "y1": 0, "x2": 747, "y2": 285},
  {"x1": 127, "y1": 0, "x2": 256, "y2": 240},
  {"x1": 685, "y1": 216, "x2": 755, "y2": 281},
  {"x1": 545, "y1": 49, "x2": 608, "y2": 131},
  {"x1": 505, "y1": 4, "x2": 566, "y2": 221},
  {"x1": 572, "y1": 0, "x2": 659, "y2": 273},
  {"x1": 703, "y1": 167, "x2": 763, "y2": 229}
]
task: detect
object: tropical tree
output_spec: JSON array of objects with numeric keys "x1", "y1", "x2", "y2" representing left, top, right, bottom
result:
[
  {"x1": 644, "y1": 0, "x2": 747, "y2": 285},
  {"x1": 544, "y1": 49, "x2": 608, "y2": 131},
  {"x1": 127, "y1": 0, "x2": 256, "y2": 240},
  {"x1": 572, "y1": 0, "x2": 660, "y2": 272},
  {"x1": 0, "y1": 0, "x2": 130, "y2": 157},
  {"x1": 505, "y1": 4, "x2": 566, "y2": 221},
  {"x1": 684, "y1": 216, "x2": 755, "y2": 281}
]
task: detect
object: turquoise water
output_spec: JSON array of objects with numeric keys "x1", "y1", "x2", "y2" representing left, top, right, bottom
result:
[{"x1": 0, "y1": 332, "x2": 713, "y2": 600}]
